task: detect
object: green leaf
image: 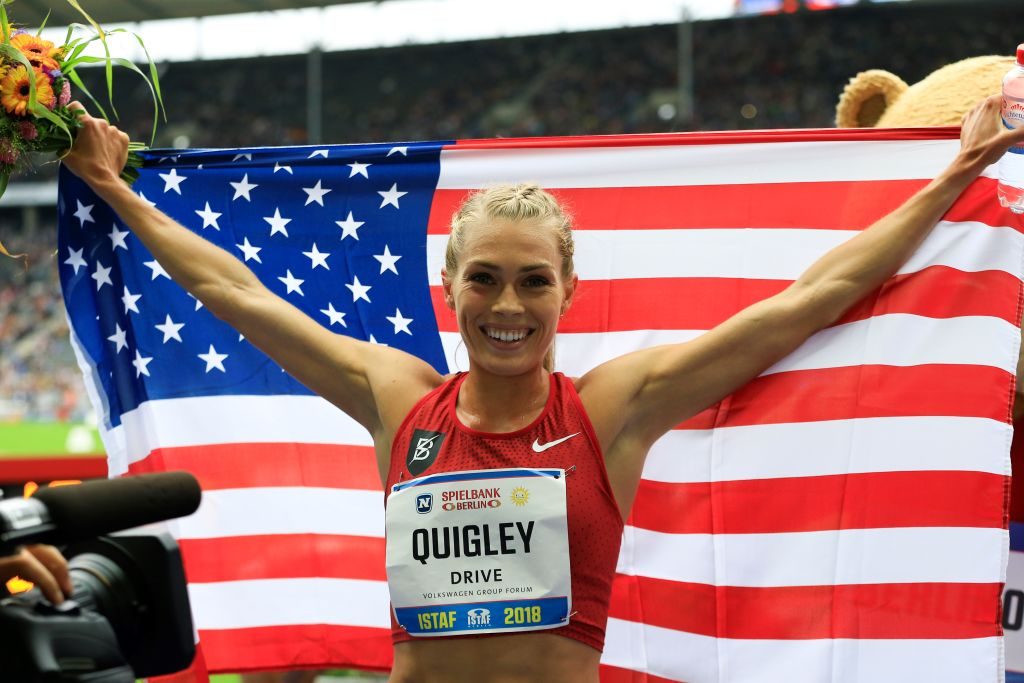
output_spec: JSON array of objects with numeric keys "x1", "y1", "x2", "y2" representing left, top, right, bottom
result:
[
  {"x1": 62, "y1": 4, "x2": 117, "y2": 119},
  {"x1": 0, "y1": 2, "x2": 10, "y2": 44},
  {"x1": 36, "y1": 9, "x2": 52, "y2": 36},
  {"x1": 131, "y1": 32, "x2": 166, "y2": 123},
  {"x1": 66, "y1": 68, "x2": 109, "y2": 120},
  {"x1": 75, "y1": 54, "x2": 161, "y2": 145},
  {"x1": 28, "y1": 101, "x2": 73, "y2": 149}
]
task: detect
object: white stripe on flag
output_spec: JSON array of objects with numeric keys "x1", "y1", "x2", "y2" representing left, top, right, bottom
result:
[
  {"x1": 763, "y1": 314, "x2": 1018, "y2": 376},
  {"x1": 602, "y1": 619, "x2": 1000, "y2": 683},
  {"x1": 188, "y1": 578, "x2": 391, "y2": 629},
  {"x1": 437, "y1": 140, "x2": 964, "y2": 188},
  {"x1": 426, "y1": 221, "x2": 1024, "y2": 284},
  {"x1": 176, "y1": 488, "x2": 384, "y2": 539},
  {"x1": 441, "y1": 313, "x2": 1017, "y2": 380},
  {"x1": 106, "y1": 395, "x2": 372, "y2": 475},
  {"x1": 616, "y1": 526, "x2": 1007, "y2": 586},
  {"x1": 641, "y1": 416, "x2": 1011, "y2": 483}
]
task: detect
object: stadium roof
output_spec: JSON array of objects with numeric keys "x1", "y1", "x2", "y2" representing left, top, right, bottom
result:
[{"x1": 17, "y1": 0, "x2": 370, "y2": 27}]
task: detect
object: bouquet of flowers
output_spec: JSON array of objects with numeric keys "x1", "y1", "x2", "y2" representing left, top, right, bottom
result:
[{"x1": 0, "y1": 0, "x2": 162, "y2": 259}]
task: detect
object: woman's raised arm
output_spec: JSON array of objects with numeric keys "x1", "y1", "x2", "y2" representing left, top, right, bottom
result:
[
  {"x1": 61, "y1": 103, "x2": 442, "y2": 441},
  {"x1": 581, "y1": 94, "x2": 1024, "y2": 456}
]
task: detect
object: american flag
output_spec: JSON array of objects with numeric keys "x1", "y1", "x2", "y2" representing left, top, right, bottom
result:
[{"x1": 58, "y1": 128, "x2": 1020, "y2": 682}]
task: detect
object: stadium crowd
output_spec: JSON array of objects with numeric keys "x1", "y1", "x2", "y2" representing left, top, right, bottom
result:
[{"x1": 0, "y1": 0, "x2": 1017, "y2": 423}]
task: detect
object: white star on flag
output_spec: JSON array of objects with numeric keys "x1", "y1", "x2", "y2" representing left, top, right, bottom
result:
[
  {"x1": 320, "y1": 303, "x2": 347, "y2": 327},
  {"x1": 198, "y1": 345, "x2": 228, "y2": 373},
  {"x1": 155, "y1": 314, "x2": 185, "y2": 343},
  {"x1": 92, "y1": 262, "x2": 112, "y2": 290},
  {"x1": 159, "y1": 168, "x2": 187, "y2": 194},
  {"x1": 107, "y1": 324, "x2": 128, "y2": 353},
  {"x1": 236, "y1": 237, "x2": 263, "y2": 263},
  {"x1": 387, "y1": 146, "x2": 408, "y2": 157},
  {"x1": 347, "y1": 161, "x2": 371, "y2": 178},
  {"x1": 233, "y1": 153, "x2": 253, "y2": 161},
  {"x1": 386, "y1": 308, "x2": 413, "y2": 335},
  {"x1": 274, "y1": 162, "x2": 293, "y2": 174},
  {"x1": 345, "y1": 275, "x2": 371, "y2": 303},
  {"x1": 144, "y1": 260, "x2": 171, "y2": 280},
  {"x1": 303, "y1": 243, "x2": 330, "y2": 270},
  {"x1": 335, "y1": 212, "x2": 364, "y2": 241},
  {"x1": 264, "y1": 208, "x2": 292, "y2": 237},
  {"x1": 374, "y1": 244, "x2": 401, "y2": 275},
  {"x1": 278, "y1": 270, "x2": 305, "y2": 295},
  {"x1": 303, "y1": 180, "x2": 332, "y2": 207},
  {"x1": 187, "y1": 292, "x2": 204, "y2": 311},
  {"x1": 309, "y1": 149, "x2": 329, "y2": 159},
  {"x1": 378, "y1": 183, "x2": 408, "y2": 209},
  {"x1": 230, "y1": 174, "x2": 258, "y2": 201},
  {"x1": 158, "y1": 155, "x2": 179, "y2": 164},
  {"x1": 137, "y1": 191, "x2": 157, "y2": 207},
  {"x1": 108, "y1": 225, "x2": 129, "y2": 251},
  {"x1": 196, "y1": 202, "x2": 222, "y2": 230},
  {"x1": 64, "y1": 247, "x2": 86, "y2": 274},
  {"x1": 74, "y1": 199, "x2": 94, "y2": 227},
  {"x1": 132, "y1": 349, "x2": 153, "y2": 377},
  {"x1": 122, "y1": 286, "x2": 142, "y2": 314},
  {"x1": 369, "y1": 334, "x2": 387, "y2": 346}
]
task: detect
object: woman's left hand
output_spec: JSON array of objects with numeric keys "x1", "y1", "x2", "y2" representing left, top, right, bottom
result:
[{"x1": 957, "y1": 94, "x2": 1024, "y2": 172}]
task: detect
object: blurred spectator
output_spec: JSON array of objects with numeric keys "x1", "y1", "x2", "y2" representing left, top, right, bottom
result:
[{"x1": 0, "y1": 219, "x2": 91, "y2": 422}]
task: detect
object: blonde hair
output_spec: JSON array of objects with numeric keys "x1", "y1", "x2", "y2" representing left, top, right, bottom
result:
[{"x1": 445, "y1": 183, "x2": 575, "y2": 372}]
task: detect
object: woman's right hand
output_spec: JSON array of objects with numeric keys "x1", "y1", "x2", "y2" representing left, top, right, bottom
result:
[{"x1": 61, "y1": 101, "x2": 130, "y2": 193}]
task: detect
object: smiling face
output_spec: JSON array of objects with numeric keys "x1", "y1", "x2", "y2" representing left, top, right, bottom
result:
[{"x1": 443, "y1": 218, "x2": 576, "y2": 377}]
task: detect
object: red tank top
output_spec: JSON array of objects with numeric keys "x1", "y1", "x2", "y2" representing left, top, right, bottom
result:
[{"x1": 385, "y1": 371, "x2": 624, "y2": 652}]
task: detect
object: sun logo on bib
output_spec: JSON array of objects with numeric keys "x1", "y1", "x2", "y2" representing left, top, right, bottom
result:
[{"x1": 510, "y1": 486, "x2": 530, "y2": 507}]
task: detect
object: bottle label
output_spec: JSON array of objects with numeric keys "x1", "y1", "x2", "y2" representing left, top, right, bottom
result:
[{"x1": 1003, "y1": 94, "x2": 1024, "y2": 154}]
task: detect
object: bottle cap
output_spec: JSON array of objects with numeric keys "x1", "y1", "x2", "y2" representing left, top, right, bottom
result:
[{"x1": 1018, "y1": 44, "x2": 1024, "y2": 66}]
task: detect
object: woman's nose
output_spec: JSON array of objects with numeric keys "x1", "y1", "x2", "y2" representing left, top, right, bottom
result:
[{"x1": 492, "y1": 284, "x2": 524, "y2": 314}]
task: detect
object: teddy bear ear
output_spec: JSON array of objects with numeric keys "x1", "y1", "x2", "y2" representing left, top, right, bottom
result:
[{"x1": 835, "y1": 69, "x2": 909, "y2": 128}]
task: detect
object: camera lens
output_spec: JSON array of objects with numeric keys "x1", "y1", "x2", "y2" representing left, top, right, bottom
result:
[{"x1": 68, "y1": 540, "x2": 146, "y2": 657}]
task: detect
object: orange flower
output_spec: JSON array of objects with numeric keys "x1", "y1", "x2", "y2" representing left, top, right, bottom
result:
[
  {"x1": 25, "y1": 54, "x2": 59, "y2": 75},
  {"x1": 0, "y1": 66, "x2": 55, "y2": 116},
  {"x1": 11, "y1": 34, "x2": 59, "y2": 60}
]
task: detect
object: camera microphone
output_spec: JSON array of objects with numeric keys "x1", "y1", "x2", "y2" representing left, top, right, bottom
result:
[{"x1": 0, "y1": 471, "x2": 201, "y2": 555}]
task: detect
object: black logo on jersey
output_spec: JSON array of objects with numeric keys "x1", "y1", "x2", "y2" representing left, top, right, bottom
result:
[{"x1": 407, "y1": 429, "x2": 446, "y2": 476}]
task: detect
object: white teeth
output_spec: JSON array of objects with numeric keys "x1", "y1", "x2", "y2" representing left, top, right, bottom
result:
[{"x1": 485, "y1": 328, "x2": 527, "y2": 342}]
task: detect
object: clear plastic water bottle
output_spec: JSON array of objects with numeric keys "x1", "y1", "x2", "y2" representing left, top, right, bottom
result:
[{"x1": 998, "y1": 44, "x2": 1024, "y2": 214}]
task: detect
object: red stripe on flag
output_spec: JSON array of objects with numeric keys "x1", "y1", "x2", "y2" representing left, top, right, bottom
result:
[
  {"x1": 179, "y1": 534, "x2": 386, "y2": 582},
  {"x1": 600, "y1": 664, "x2": 680, "y2": 683},
  {"x1": 629, "y1": 471, "x2": 1007, "y2": 534},
  {"x1": 428, "y1": 181, "x2": 929, "y2": 233},
  {"x1": 127, "y1": 443, "x2": 382, "y2": 491},
  {"x1": 679, "y1": 364, "x2": 1012, "y2": 430},
  {"x1": 608, "y1": 576, "x2": 1003, "y2": 639},
  {"x1": 451, "y1": 126, "x2": 962, "y2": 150},
  {"x1": 431, "y1": 267, "x2": 1021, "y2": 333},
  {"x1": 198, "y1": 623, "x2": 392, "y2": 674},
  {"x1": 945, "y1": 177, "x2": 1024, "y2": 231}
]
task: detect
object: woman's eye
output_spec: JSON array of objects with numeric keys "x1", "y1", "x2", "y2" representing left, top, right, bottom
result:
[
  {"x1": 469, "y1": 273, "x2": 493, "y2": 284},
  {"x1": 524, "y1": 276, "x2": 550, "y2": 287}
]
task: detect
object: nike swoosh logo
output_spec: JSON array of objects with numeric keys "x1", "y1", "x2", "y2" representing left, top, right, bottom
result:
[{"x1": 532, "y1": 432, "x2": 581, "y2": 453}]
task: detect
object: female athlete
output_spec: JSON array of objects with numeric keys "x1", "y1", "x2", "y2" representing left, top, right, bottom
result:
[{"x1": 62, "y1": 96, "x2": 1023, "y2": 683}]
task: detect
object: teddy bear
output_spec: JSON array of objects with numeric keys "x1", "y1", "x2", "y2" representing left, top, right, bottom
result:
[{"x1": 835, "y1": 55, "x2": 1013, "y2": 128}]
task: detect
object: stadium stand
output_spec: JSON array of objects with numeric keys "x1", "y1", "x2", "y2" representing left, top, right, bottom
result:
[{"x1": 0, "y1": 0, "x2": 1020, "y2": 423}]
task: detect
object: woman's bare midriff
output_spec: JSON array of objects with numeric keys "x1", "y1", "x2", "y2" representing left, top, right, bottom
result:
[{"x1": 389, "y1": 632, "x2": 602, "y2": 683}]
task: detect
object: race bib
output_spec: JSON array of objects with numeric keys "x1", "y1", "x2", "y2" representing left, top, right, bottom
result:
[{"x1": 386, "y1": 468, "x2": 571, "y2": 637}]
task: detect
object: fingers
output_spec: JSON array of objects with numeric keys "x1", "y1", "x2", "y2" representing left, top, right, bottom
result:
[
  {"x1": 26, "y1": 544, "x2": 73, "y2": 597},
  {"x1": 1, "y1": 547, "x2": 65, "y2": 604}
]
